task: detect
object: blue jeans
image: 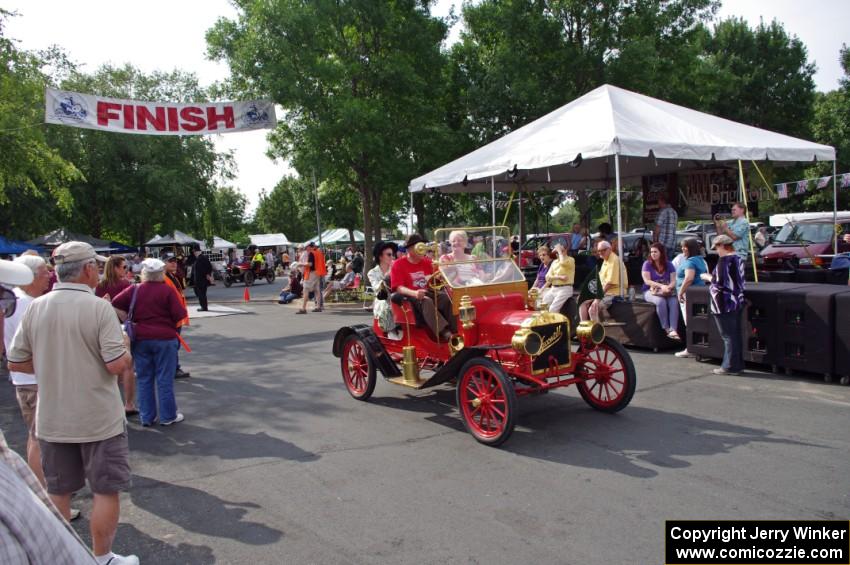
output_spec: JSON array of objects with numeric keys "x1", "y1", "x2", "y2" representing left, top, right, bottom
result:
[
  {"x1": 132, "y1": 338, "x2": 179, "y2": 425},
  {"x1": 714, "y1": 310, "x2": 744, "y2": 372}
]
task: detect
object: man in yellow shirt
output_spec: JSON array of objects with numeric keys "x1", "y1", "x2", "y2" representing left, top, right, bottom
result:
[{"x1": 579, "y1": 240, "x2": 627, "y2": 322}]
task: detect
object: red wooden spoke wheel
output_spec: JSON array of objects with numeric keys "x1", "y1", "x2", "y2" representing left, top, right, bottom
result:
[
  {"x1": 341, "y1": 335, "x2": 376, "y2": 401},
  {"x1": 456, "y1": 357, "x2": 517, "y2": 446},
  {"x1": 576, "y1": 336, "x2": 636, "y2": 413}
]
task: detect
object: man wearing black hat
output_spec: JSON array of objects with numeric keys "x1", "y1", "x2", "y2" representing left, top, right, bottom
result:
[{"x1": 191, "y1": 245, "x2": 212, "y2": 312}]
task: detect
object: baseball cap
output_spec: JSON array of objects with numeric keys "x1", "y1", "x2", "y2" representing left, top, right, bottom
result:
[
  {"x1": 52, "y1": 241, "x2": 107, "y2": 265},
  {"x1": 712, "y1": 234, "x2": 733, "y2": 249},
  {"x1": 0, "y1": 259, "x2": 35, "y2": 286},
  {"x1": 162, "y1": 252, "x2": 177, "y2": 262}
]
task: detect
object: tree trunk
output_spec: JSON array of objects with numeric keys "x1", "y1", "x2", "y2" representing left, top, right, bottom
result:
[
  {"x1": 357, "y1": 182, "x2": 374, "y2": 274},
  {"x1": 414, "y1": 192, "x2": 425, "y2": 236}
]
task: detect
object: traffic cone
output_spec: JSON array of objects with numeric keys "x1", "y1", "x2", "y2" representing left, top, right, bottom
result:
[{"x1": 243, "y1": 286, "x2": 250, "y2": 302}]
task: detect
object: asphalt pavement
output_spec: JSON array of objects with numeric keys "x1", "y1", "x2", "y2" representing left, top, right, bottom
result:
[{"x1": 2, "y1": 282, "x2": 848, "y2": 565}]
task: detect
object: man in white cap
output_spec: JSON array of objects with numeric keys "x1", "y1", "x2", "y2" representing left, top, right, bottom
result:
[
  {"x1": 7, "y1": 242, "x2": 139, "y2": 565},
  {"x1": 0, "y1": 258, "x2": 100, "y2": 563}
]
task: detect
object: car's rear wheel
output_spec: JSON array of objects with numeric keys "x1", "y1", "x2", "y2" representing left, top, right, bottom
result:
[
  {"x1": 244, "y1": 270, "x2": 255, "y2": 287},
  {"x1": 457, "y1": 357, "x2": 517, "y2": 446},
  {"x1": 341, "y1": 335, "x2": 376, "y2": 401},
  {"x1": 576, "y1": 337, "x2": 636, "y2": 413},
  {"x1": 266, "y1": 270, "x2": 276, "y2": 284},
  {"x1": 223, "y1": 275, "x2": 233, "y2": 288}
]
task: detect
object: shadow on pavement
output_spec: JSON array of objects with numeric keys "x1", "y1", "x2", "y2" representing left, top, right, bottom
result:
[
  {"x1": 130, "y1": 474, "x2": 284, "y2": 545},
  {"x1": 366, "y1": 387, "x2": 822, "y2": 479},
  {"x1": 74, "y1": 521, "x2": 217, "y2": 564},
  {"x1": 128, "y1": 423, "x2": 319, "y2": 463}
]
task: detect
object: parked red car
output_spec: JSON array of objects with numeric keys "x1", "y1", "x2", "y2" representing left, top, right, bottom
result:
[{"x1": 758, "y1": 219, "x2": 850, "y2": 270}]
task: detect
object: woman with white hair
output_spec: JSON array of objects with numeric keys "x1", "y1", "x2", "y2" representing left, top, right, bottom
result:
[
  {"x1": 439, "y1": 230, "x2": 483, "y2": 286},
  {"x1": 111, "y1": 259, "x2": 188, "y2": 427}
]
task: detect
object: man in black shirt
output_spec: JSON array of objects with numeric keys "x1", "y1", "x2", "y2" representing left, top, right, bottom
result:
[{"x1": 191, "y1": 244, "x2": 213, "y2": 311}]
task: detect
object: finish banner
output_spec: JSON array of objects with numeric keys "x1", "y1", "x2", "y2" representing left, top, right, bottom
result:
[{"x1": 45, "y1": 88, "x2": 276, "y2": 136}]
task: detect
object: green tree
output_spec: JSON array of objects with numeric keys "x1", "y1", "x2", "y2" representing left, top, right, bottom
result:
[
  {"x1": 207, "y1": 0, "x2": 452, "y2": 269},
  {"x1": 253, "y1": 176, "x2": 314, "y2": 243},
  {"x1": 698, "y1": 18, "x2": 816, "y2": 139},
  {"x1": 203, "y1": 185, "x2": 248, "y2": 242},
  {"x1": 0, "y1": 11, "x2": 82, "y2": 238}
]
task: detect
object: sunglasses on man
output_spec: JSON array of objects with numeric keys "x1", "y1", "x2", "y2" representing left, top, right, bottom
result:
[{"x1": 1, "y1": 286, "x2": 17, "y2": 318}]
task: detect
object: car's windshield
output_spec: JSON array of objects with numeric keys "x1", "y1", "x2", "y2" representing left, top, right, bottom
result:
[
  {"x1": 434, "y1": 227, "x2": 526, "y2": 289},
  {"x1": 774, "y1": 222, "x2": 835, "y2": 244}
]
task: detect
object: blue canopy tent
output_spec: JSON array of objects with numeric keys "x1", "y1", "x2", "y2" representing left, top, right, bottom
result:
[{"x1": 0, "y1": 237, "x2": 42, "y2": 255}]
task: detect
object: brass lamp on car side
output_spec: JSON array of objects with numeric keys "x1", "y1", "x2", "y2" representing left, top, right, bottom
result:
[
  {"x1": 576, "y1": 320, "x2": 606, "y2": 344},
  {"x1": 458, "y1": 295, "x2": 477, "y2": 329},
  {"x1": 527, "y1": 287, "x2": 540, "y2": 310}
]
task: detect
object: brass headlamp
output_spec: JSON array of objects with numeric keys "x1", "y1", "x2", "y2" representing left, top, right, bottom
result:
[
  {"x1": 413, "y1": 241, "x2": 439, "y2": 256},
  {"x1": 458, "y1": 295, "x2": 476, "y2": 329},
  {"x1": 512, "y1": 328, "x2": 543, "y2": 356},
  {"x1": 576, "y1": 320, "x2": 605, "y2": 345}
]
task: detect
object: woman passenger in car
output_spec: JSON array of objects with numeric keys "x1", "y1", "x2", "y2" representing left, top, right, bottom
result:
[
  {"x1": 540, "y1": 243, "x2": 575, "y2": 313},
  {"x1": 531, "y1": 245, "x2": 553, "y2": 291},
  {"x1": 439, "y1": 230, "x2": 484, "y2": 286}
]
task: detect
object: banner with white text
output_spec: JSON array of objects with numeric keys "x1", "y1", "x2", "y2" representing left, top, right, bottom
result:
[{"x1": 45, "y1": 89, "x2": 276, "y2": 136}]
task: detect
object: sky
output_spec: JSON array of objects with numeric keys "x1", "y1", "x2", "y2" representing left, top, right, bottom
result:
[{"x1": 5, "y1": 0, "x2": 848, "y2": 213}]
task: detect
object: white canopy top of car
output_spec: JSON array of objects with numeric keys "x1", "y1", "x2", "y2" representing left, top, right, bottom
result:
[{"x1": 409, "y1": 84, "x2": 836, "y2": 194}]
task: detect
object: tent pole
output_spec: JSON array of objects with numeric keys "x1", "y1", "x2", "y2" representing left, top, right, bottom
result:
[
  {"x1": 409, "y1": 192, "x2": 414, "y2": 235},
  {"x1": 491, "y1": 176, "x2": 497, "y2": 255},
  {"x1": 614, "y1": 154, "x2": 625, "y2": 297},
  {"x1": 737, "y1": 160, "x2": 758, "y2": 283},
  {"x1": 834, "y1": 159, "x2": 839, "y2": 254}
]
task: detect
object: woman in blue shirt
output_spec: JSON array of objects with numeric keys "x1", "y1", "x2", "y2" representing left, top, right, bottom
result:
[{"x1": 674, "y1": 237, "x2": 708, "y2": 358}]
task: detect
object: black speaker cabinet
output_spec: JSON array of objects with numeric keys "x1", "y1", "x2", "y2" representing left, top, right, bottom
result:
[
  {"x1": 605, "y1": 300, "x2": 682, "y2": 352},
  {"x1": 826, "y1": 268, "x2": 849, "y2": 286},
  {"x1": 770, "y1": 270, "x2": 796, "y2": 282},
  {"x1": 834, "y1": 292, "x2": 850, "y2": 383},
  {"x1": 775, "y1": 285, "x2": 850, "y2": 377},
  {"x1": 794, "y1": 269, "x2": 828, "y2": 284},
  {"x1": 742, "y1": 283, "x2": 813, "y2": 366},
  {"x1": 685, "y1": 286, "x2": 723, "y2": 359}
]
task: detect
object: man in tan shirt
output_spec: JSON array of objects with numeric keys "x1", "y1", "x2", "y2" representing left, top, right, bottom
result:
[{"x1": 8, "y1": 242, "x2": 139, "y2": 565}]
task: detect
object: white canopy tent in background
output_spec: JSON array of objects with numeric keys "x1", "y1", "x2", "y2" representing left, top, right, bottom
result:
[
  {"x1": 409, "y1": 84, "x2": 837, "y2": 291},
  {"x1": 145, "y1": 230, "x2": 203, "y2": 247},
  {"x1": 212, "y1": 236, "x2": 237, "y2": 249},
  {"x1": 249, "y1": 233, "x2": 290, "y2": 248},
  {"x1": 305, "y1": 228, "x2": 365, "y2": 246}
]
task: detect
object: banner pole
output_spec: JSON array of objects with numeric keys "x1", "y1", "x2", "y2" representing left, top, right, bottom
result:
[
  {"x1": 737, "y1": 160, "x2": 758, "y2": 283},
  {"x1": 312, "y1": 170, "x2": 322, "y2": 248}
]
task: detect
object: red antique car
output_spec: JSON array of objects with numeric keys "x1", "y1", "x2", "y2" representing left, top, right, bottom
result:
[
  {"x1": 222, "y1": 257, "x2": 276, "y2": 287},
  {"x1": 332, "y1": 227, "x2": 636, "y2": 446}
]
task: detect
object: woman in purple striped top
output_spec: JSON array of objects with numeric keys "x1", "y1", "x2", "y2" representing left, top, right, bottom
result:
[{"x1": 701, "y1": 235, "x2": 746, "y2": 375}]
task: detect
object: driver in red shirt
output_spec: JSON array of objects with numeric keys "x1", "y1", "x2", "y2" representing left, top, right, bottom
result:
[{"x1": 390, "y1": 234, "x2": 455, "y2": 341}]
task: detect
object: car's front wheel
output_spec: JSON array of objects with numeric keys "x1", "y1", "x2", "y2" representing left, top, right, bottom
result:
[{"x1": 456, "y1": 357, "x2": 517, "y2": 446}]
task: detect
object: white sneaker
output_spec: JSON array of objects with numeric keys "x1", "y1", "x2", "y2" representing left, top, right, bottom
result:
[
  {"x1": 674, "y1": 349, "x2": 695, "y2": 358},
  {"x1": 160, "y1": 413, "x2": 184, "y2": 426},
  {"x1": 103, "y1": 553, "x2": 140, "y2": 565}
]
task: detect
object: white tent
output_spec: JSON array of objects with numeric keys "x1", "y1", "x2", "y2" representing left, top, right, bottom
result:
[
  {"x1": 249, "y1": 233, "x2": 290, "y2": 247},
  {"x1": 212, "y1": 236, "x2": 237, "y2": 249},
  {"x1": 410, "y1": 84, "x2": 838, "y2": 292},
  {"x1": 145, "y1": 230, "x2": 202, "y2": 246},
  {"x1": 410, "y1": 84, "x2": 835, "y2": 194},
  {"x1": 305, "y1": 228, "x2": 365, "y2": 246}
]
